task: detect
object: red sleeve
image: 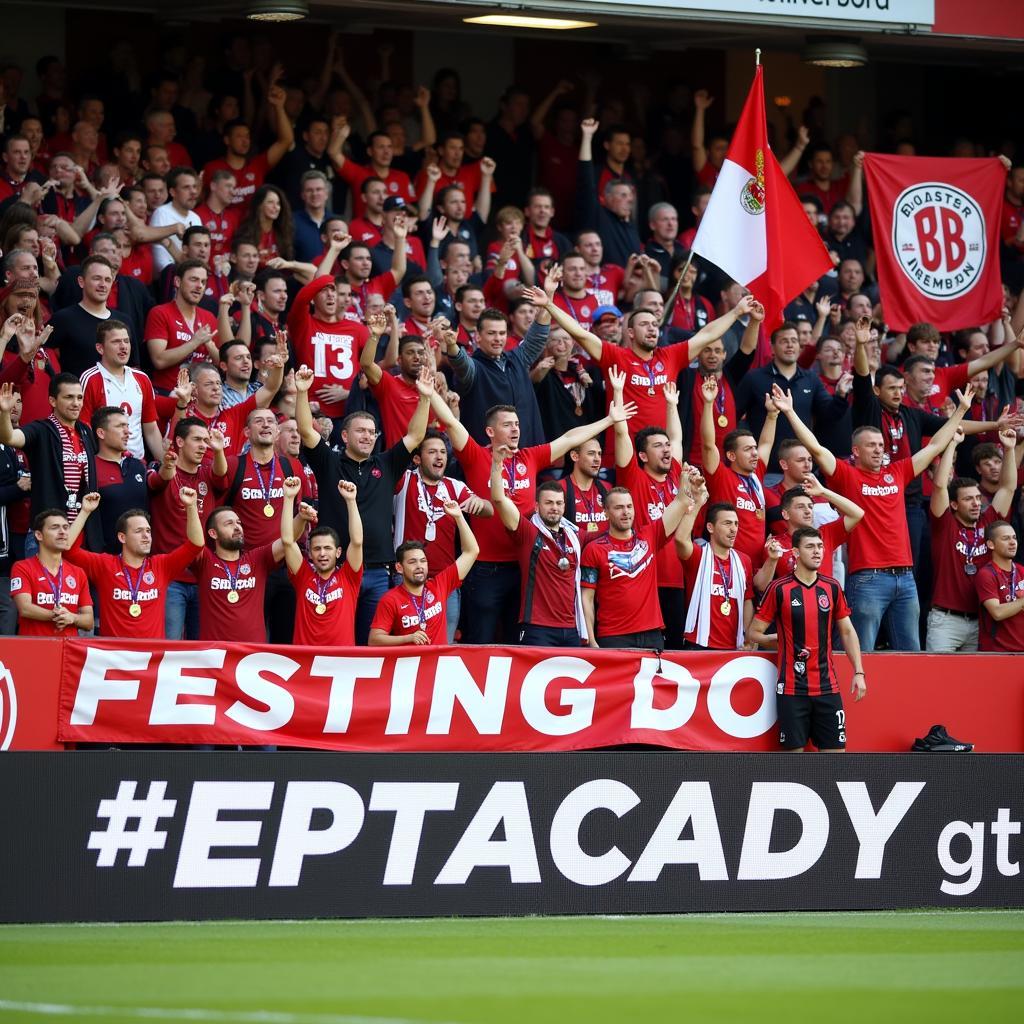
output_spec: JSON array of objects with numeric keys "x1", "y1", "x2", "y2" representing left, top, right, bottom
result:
[
  {"x1": 147, "y1": 468, "x2": 169, "y2": 493},
  {"x1": 8, "y1": 560, "x2": 29, "y2": 597},
  {"x1": 825, "y1": 458, "x2": 852, "y2": 491},
  {"x1": 754, "y1": 579, "x2": 780, "y2": 624},
  {"x1": 974, "y1": 566, "x2": 1001, "y2": 605},
  {"x1": 139, "y1": 374, "x2": 158, "y2": 424},
  {"x1": 823, "y1": 517, "x2": 850, "y2": 547},
  {"x1": 835, "y1": 583, "x2": 851, "y2": 620},
  {"x1": 665, "y1": 342, "x2": 691, "y2": 375},
  {"x1": 369, "y1": 371, "x2": 395, "y2": 401},
  {"x1": 797, "y1": 345, "x2": 817, "y2": 370},
  {"x1": 897, "y1": 458, "x2": 916, "y2": 486},
  {"x1": 742, "y1": 553, "x2": 754, "y2": 599},
  {"x1": 144, "y1": 305, "x2": 168, "y2": 340},
  {"x1": 161, "y1": 541, "x2": 205, "y2": 579},
  {"x1": 482, "y1": 272, "x2": 509, "y2": 312},
  {"x1": 580, "y1": 539, "x2": 601, "y2": 587},
  {"x1": 62, "y1": 544, "x2": 105, "y2": 577},
  {"x1": 342, "y1": 559, "x2": 363, "y2": 590},
  {"x1": 436, "y1": 562, "x2": 462, "y2": 600},
  {"x1": 79, "y1": 375, "x2": 99, "y2": 433},
  {"x1": 936, "y1": 362, "x2": 970, "y2": 397},
  {"x1": 598, "y1": 340, "x2": 626, "y2": 373},
  {"x1": 337, "y1": 159, "x2": 370, "y2": 191},
  {"x1": 512, "y1": 517, "x2": 535, "y2": 548},
  {"x1": 0, "y1": 354, "x2": 29, "y2": 386},
  {"x1": 527, "y1": 443, "x2": 556, "y2": 475},
  {"x1": 369, "y1": 588, "x2": 397, "y2": 634},
  {"x1": 288, "y1": 276, "x2": 333, "y2": 339}
]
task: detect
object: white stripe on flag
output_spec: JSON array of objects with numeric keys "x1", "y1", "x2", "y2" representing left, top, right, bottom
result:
[{"x1": 691, "y1": 158, "x2": 767, "y2": 286}]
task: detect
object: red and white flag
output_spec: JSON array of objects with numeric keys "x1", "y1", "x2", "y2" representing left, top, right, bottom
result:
[
  {"x1": 863, "y1": 154, "x2": 1005, "y2": 332},
  {"x1": 692, "y1": 65, "x2": 831, "y2": 329}
]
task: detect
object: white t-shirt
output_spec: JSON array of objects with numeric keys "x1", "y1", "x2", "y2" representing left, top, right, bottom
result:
[{"x1": 149, "y1": 203, "x2": 202, "y2": 272}]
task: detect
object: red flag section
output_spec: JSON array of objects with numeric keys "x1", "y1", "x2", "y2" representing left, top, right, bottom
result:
[
  {"x1": 864, "y1": 154, "x2": 1005, "y2": 332},
  {"x1": 693, "y1": 66, "x2": 832, "y2": 329}
]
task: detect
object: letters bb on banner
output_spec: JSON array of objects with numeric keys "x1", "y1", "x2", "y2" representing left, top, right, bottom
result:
[{"x1": 864, "y1": 154, "x2": 1005, "y2": 332}]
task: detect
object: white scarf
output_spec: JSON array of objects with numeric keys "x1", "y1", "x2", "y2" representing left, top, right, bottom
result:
[
  {"x1": 683, "y1": 540, "x2": 746, "y2": 648},
  {"x1": 529, "y1": 512, "x2": 587, "y2": 641}
]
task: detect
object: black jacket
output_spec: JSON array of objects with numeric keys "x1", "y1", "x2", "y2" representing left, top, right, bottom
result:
[{"x1": 575, "y1": 159, "x2": 642, "y2": 269}]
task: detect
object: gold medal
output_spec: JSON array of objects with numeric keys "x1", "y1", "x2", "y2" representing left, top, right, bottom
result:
[
  {"x1": 128, "y1": 603, "x2": 142, "y2": 618},
  {"x1": 754, "y1": 508, "x2": 765, "y2": 520},
  {"x1": 717, "y1": 414, "x2": 729, "y2": 428},
  {"x1": 574, "y1": 405, "x2": 583, "y2": 417},
  {"x1": 587, "y1": 522, "x2": 599, "y2": 532},
  {"x1": 263, "y1": 503, "x2": 275, "y2": 518},
  {"x1": 227, "y1": 591, "x2": 240, "y2": 604},
  {"x1": 315, "y1": 602, "x2": 327, "y2": 615},
  {"x1": 720, "y1": 600, "x2": 732, "y2": 615}
]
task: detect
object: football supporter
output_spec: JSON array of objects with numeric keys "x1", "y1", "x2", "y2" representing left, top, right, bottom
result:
[
  {"x1": 644, "y1": 203, "x2": 686, "y2": 291},
  {"x1": 201, "y1": 83, "x2": 294, "y2": 211},
  {"x1": 575, "y1": 231, "x2": 623, "y2": 309},
  {"x1": 0, "y1": 376, "x2": 103, "y2": 552},
  {"x1": 927, "y1": 426, "x2": 1018, "y2": 652},
  {"x1": 194, "y1": 168, "x2": 241, "y2": 261},
  {"x1": 700, "y1": 374, "x2": 779, "y2": 567},
  {"x1": 550, "y1": 252, "x2": 598, "y2": 332},
  {"x1": 668, "y1": 253, "x2": 715, "y2": 335},
  {"x1": 10, "y1": 508, "x2": 93, "y2": 636},
  {"x1": 337, "y1": 239, "x2": 406, "y2": 321},
  {"x1": 770, "y1": 381, "x2": 973, "y2": 652},
  {"x1": 765, "y1": 479, "x2": 863, "y2": 586},
  {"x1": 149, "y1": 167, "x2": 202, "y2": 273},
  {"x1": 64, "y1": 488, "x2": 202, "y2": 638},
  {"x1": 47, "y1": 255, "x2": 122, "y2": 378},
  {"x1": 690, "y1": 89, "x2": 726, "y2": 188},
  {"x1": 561, "y1": 438, "x2": 608, "y2": 538},
  {"x1": 976, "y1": 521, "x2": 1024, "y2": 652},
  {"x1": 545, "y1": 287, "x2": 755, "y2": 449},
  {"x1": 194, "y1": 496, "x2": 315, "y2": 644},
  {"x1": 281, "y1": 476, "x2": 363, "y2": 647},
  {"x1": 80, "y1": 321, "x2": 162, "y2": 460},
  {"x1": 764, "y1": 439, "x2": 821, "y2": 528},
  {"x1": 369, "y1": 497, "x2": 479, "y2": 646},
  {"x1": 349, "y1": 177, "x2": 387, "y2": 248},
  {"x1": 292, "y1": 171, "x2": 333, "y2": 264},
  {"x1": 329, "y1": 121, "x2": 416, "y2": 219},
  {"x1": 748, "y1": 527, "x2": 866, "y2": 752},
  {"x1": 675, "y1": 496, "x2": 756, "y2": 651},
  {"x1": 371, "y1": 196, "x2": 426, "y2": 277},
  {"x1": 612, "y1": 371, "x2": 687, "y2": 646},
  {"x1": 89, "y1": 405, "x2": 149, "y2": 553},
  {"x1": 143, "y1": 260, "x2": 222, "y2": 393},
  {"x1": 429, "y1": 385, "x2": 635, "y2": 645},
  {"x1": 415, "y1": 136, "x2": 495, "y2": 219},
  {"x1": 217, "y1": 339, "x2": 258, "y2": 409},
  {"x1": 295, "y1": 364, "x2": 433, "y2": 643},
  {"x1": 288, "y1": 274, "x2": 369, "y2": 422},
  {"x1": 972, "y1": 441, "x2": 1024, "y2": 511},
  {"x1": 580, "y1": 479, "x2": 693, "y2": 650},
  {"x1": 490, "y1": 450, "x2": 586, "y2": 647},
  {"x1": 247, "y1": 271, "x2": 288, "y2": 344}
]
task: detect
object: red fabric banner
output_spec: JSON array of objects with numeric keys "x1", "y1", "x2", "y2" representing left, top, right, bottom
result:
[{"x1": 863, "y1": 154, "x2": 1005, "y2": 332}]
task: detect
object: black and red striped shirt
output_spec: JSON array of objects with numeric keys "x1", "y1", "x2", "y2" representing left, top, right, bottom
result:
[{"x1": 754, "y1": 573, "x2": 850, "y2": 697}]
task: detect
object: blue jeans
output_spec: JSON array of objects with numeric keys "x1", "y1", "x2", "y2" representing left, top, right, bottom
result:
[
  {"x1": 460, "y1": 561, "x2": 521, "y2": 644},
  {"x1": 24, "y1": 531, "x2": 38, "y2": 559},
  {"x1": 356, "y1": 567, "x2": 393, "y2": 646},
  {"x1": 165, "y1": 581, "x2": 200, "y2": 640},
  {"x1": 519, "y1": 624, "x2": 581, "y2": 647},
  {"x1": 846, "y1": 569, "x2": 921, "y2": 652},
  {"x1": 445, "y1": 588, "x2": 460, "y2": 644}
]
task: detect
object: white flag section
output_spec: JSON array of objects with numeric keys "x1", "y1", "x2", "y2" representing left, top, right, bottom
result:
[{"x1": 691, "y1": 157, "x2": 767, "y2": 285}]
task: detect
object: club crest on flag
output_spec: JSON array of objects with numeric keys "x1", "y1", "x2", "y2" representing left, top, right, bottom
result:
[{"x1": 740, "y1": 150, "x2": 766, "y2": 216}]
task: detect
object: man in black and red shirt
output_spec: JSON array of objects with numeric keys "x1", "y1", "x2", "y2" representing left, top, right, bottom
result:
[
  {"x1": 975, "y1": 521, "x2": 1024, "y2": 652},
  {"x1": 749, "y1": 527, "x2": 866, "y2": 752}
]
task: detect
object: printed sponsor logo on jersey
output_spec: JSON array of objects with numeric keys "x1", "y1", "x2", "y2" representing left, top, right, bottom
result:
[
  {"x1": 607, "y1": 540, "x2": 652, "y2": 579},
  {"x1": 240, "y1": 486, "x2": 283, "y2": 500},
  {"x1": 304, "y1": 586, "x2": 344, "y2": 605},
  {"x1": 210, "y1": 576, "x2": 258, "y2": 592},
  {"x1": 861, "y1": 483, "x2": 900, "y2": 497},
  {"x1": 113, "y1": 587, "x2": 159, "y2": 602}
]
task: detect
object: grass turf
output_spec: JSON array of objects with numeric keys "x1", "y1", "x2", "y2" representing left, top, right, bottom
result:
[{"x1": 1, "y1": 911, "x2": 1022, "y2": 1023}]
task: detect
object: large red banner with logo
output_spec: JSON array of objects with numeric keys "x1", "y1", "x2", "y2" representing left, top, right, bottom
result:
[{"x1": 863, "y1": 154, "x2": 1005, "y2": 332}]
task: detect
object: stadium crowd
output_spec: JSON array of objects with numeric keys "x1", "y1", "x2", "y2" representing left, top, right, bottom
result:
[{"x1": 0, "y1": 32, "x2": 1023, "y2": 696}]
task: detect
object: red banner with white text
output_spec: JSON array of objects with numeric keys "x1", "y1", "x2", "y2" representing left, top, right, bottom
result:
[
  {"x1": 863, "y1": 154, "x2": 1005, "y2": 332},
  {"x1": 34, "y1": 638, "x2": 1024, "y2": 753}
]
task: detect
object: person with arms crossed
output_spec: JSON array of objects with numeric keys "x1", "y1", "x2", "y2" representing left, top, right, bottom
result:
[
  {"x1": 770, "y1": 381, "x2": 974, "y2": 652},
  {"x1": 10, "y1": 509, "x2": 93, "y2": 636},
  {"x1": 490, "y1": 448, "x2": 587, "y2": 647},
  {"x1": 975, "y1": 521, "x2": 1024, "y2": 652},
  {"x1": 63, "y1": 488, "x2": 203, "y2": 638},
  {"x1": 281, "y1": 476, "x2": 363, "y2": 647},
  {"x1": 927, "y1": 425, "x2": 1018, "y2": 652},
  {"x1": 748, "y1": 527, "x2": 866, "y2": 752},
  {"x1": 369, "y1": 498, "x2": 479, "y2": 646}
]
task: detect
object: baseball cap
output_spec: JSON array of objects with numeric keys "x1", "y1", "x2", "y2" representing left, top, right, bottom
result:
[
  {"x1": 382, "y1": 196, "x2": 408, "y2": 213},
  {"x1": 592, "y1": 305, "x2": 622, "y2": 323}
]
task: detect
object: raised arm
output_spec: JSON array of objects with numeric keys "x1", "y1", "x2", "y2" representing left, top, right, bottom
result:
[
  {"x1": 911, "y1": 386, "x2": 974, "y2": 477},
  {"x1": 293, "y1": 366, "x2": 322, "y2": 448},
  {"x1": 757, "y1": 394, "x2": 779, "y2": 466},
  {"x1": 992, "y1": 428, "x2": 1020, "y2": 519},
  {"x1": 264, "y1": 82, "x2": 296, "y2": 168},
  {"x1": 690, "y1": 90, "x2": 713, "y2": 174},
  {"x1": 360, "y1": 310, "x2": 386, "y2": 386},
  {"x1": 673, "y1": 476, "x2": 708, "y2": 563},
  {"x1": 686, "y1": 294, "x2": 756, "y2": 361},
  {"x1": 800, "y1": 474, "x2": 865, "y2": 533},
  {"x1": 929, "y1": 426, "x2": 963, "y2": 519},
  {"x1": 966, "y1": 323, "x2": 1024, "y2": 377},
  {"x1": 68, "y1": 491, "x2": 100, "y2": 549},
  {"x1": 608, "y1": 367, "x2": 635, "y2": 470},
  {"x1": 403, "y1": 368, "x2": 435, "y2": 453},
  {"x1": 447, "y1": 498, "x2": 479, "y2": 580},
  {"x1": 779, "y1": 124, "x2": 810, "y2": 179},
  {"x1": 550, "y1": 397, "x2": 636, "y2": 464},
  {"x1": 0, "y1": 383, "x2": 26, "y2": 448},
  {"x1": 475, "y1": 157, "x2": 496, "y2": 224},
  {"x1": 279, "y1": 476, "x2": 304, "y2": 573},
  {"x1": 770, "y1": 383, "x2": 837, "y2": 477},
  {"x1": 338, "y1": 481, "x2": 363, "y2": 572},
  {"x1": 846, "y1": 151, "x2": 864, "y2": 216},
  {"x1": 543, "y1": 273, "x2": 603, "y2": 361},
  {"x1": 664, "y1": 381, "x2": 683, "y2": 465},
  {"x1": 489, "y1": 444, "x2": 520, "y2": 531},
  {"x1": 699, "y1": 373, "x2": 721, "y2": 474}
]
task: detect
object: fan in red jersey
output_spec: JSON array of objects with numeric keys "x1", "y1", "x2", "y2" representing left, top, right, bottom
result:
[
  {"x1": 975, "y1": 521, "x2": 1024, "y2": 652},
  {"x1": 281, "y1": 476, "x2": 363, "y2": 647},
  {"x1": 10, "y1": 509, "x2": 93, "y2": 637},
  {"x1": 749, "y1": 527, "x2": 866, "y2": 752},
  {"x1": 63, "y1": 487, "x2": 204, "y2": 638},
  {"x1": 369, "y1": 498, "x2": 479, "y2": 646}
]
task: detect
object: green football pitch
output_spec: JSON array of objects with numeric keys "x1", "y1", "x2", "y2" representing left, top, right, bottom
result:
[{"x1": 1, "y1": 911, "x2": 1022, "y2": 1023}]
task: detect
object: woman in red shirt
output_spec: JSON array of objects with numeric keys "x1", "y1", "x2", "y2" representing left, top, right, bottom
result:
[{"x1": 234, "y1": 184, "x2": 294, "y2": 270}]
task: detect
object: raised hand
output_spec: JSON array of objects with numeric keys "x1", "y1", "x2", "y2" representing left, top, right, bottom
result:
[
  {"x1": 747, "y1": 299, "x2": 766, "y2": 322},
  {"x1": 734, "y1": 294, "x2": 756, "y2": 318},
  {"x1": 999, "y1": 425, "x2": 1018, "y2": 450},
  {"x1": 491, "y1": 443, "x2": 513, "y2": 466},
  {"x1": 519, "y1": 285, "x2": 549, "y2": 307},
  {"x1": 607, "y1": 365, "x2": 626, "y2": 397},
  {"x1": 366, "y1": 310, "x2": 388, "y2": 336},
  {"x1": 610, "y1": 400, "x2": 638, "y2": 424},
  {"x1": 298, "y1": 502, "x2": 318, "y2": 525},
  {"x1": 953, "y1": 385, "x2": 976, "y2": 412},
  {"x1": 282, "y1": 475, "x2": 302, "y2": 500},
  {"x1": 0, "y1": 382, "x2": 16, "y2": 414},
  {"x1": 208, "y1": 428, "x2": 226, "y2": 452},
  {"x1": 765, "y1": 535, "x2": 785, "y2": 561},
  {"x1": 425, "y1": 163, "x2": 442, "y2": 183},
  {"x1": 174, "y1": 367, "x2": 193, "y2": 406},
  {"x1": 543, "y1": 262, "x2": 563, "y2": 297},
  {"x1": 580, "y1": 118, "x2": 599, "y2": 138},
  {"x1": 81, "y1": 492, "x2": 101, "y2": 513},
  {"x1": 701, "y1": 374, "x2": 719, "y2": 404},
  {"x1": 480, "y1": 156, "x2": 496, "y2": 177},
  {"x1": 854, "y1": 314, "x2": 872, "y2": 346},
  {"x1": 770, "y1": 383, "x2": 794, "y2": 413},
  {"x1": 431, "y1": 216, "x2": 448, "y2": 243},
  {"x1": 338, "y1": 480, "x2": 358, "y2": 502},
  {"x1": 0, "y1": 314, "x2": 23, "y2": 346},
  {"x1": 294, "y1": 365, "x2": 315, "y2": 393},
  {"x1": 442, "y1": 497, "x2": 464, "y2": 519},
  {"x1": 693, "y1": 89, "x2": 713, "y2": 111},
  {"x1": 460, "y1": 494, "x2": 488, "y2": 516},
  {"x1": 178, "y1": 486, "x2": 197, "y2": 507},
  {"x1": 415, "y1": 365, "x2": 436, "y2": 398},
  {"x1": 663, "y1": 380, "x2": 679, "y2": 406}
]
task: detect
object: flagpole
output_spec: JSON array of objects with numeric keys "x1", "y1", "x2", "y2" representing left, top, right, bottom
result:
[
  {"x1": 661, "y1": 252, "x2": 693, "y2": 328},
  {"x1": 755, "y1": 48, "x2": 761, "y2": 66}
]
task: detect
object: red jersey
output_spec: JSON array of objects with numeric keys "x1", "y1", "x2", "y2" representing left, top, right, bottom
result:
[
  {"x1": 370, "y1": 562, "x2": 460, "y2": 644},
  {"x1": 671, "y1": 293, "x2": 715, "y2": 334},
  {"x1": 1, "y1": 349, "x2": 63, "y2": 426},
  {"x1": 976, "y1": 562, "x2": 1024, "y2": 651},
  {"x1": 755, "y1": 573, "x2": 851, "y2": 696},
  {"x1": 226, "y1": 452, "x2": 303, "y2": 549},
  {"x1": 688, "y1": 374, "x2": 736, "y2": 466},
  {"x1": 903, "y1": 363, "x2": 970, "y2": 416},
  {"x1": 522, "y1": 226, "x2": 561, "y2": 267},
  {"x1": 1001, "y1": 198, "x2": 1024, "y2": 252},
  {"x1": 774, "y1": 518, "x2": 849, "y2": 579},
  {"x1": 414, "y1": 163, "x2": 488, "y2": 213},
  {"x1": 562, "y1": 478, "x2": 608, "y2": 540},
  {"x1": 9, "y1": 556, "x2": 91, "y2": 636},
  {"x1": 288, "y1": 276, "x2": 367, "y2": 418},
  {"x1": 339, "y1": 162, "x2": 416, "y2": 219},
  {"x1": 585, "y1": 265, "x2": 624, "y2": 308},
  {"x1": 581, "y1": 522, "x2": 671, "y2": 637},
  {"x1": 706, "y1": 460, "x2": 768, "y2": 568},
  {"x1": 120, "y1": 245, "x2": 154, "y2": 286},
  {"x1": 80, "y1": 364, "x2": 158, "y2": 461},
  {"x1": 552, "y1": 290, "x2": 599, "y2": 332},
  {"x1": 826, "y1": 458, "x2": 914, "y2": 572},
  {"x1": 696, "y1": 163, "x2": 720, "y2": 189},
  {"x1": 369, "y1": 371, "x2": 422, "y2": 448},
  {"x1": 64, "y1": 541, "x2": 201, "y2": 638},
  {"x1": 193, "y1": 543, "x2": 278, "y2": 642},
  {"x1": 616, "y1": 458, "x2": 683, "y2": 588},
  {"x1": 202, "y1": 153, "x2": 272, "y2": 210},
  {"x1": 598, "y1": 340, "x2": 691, "y2": 442},
  {"x1": 929, "y1": 506, "x2": 998, "y2": 614},
  {"x1": 290, "y1": 558, "x2": 362, "y2": 646},
  {"x1": 143, "y1": 301, "x2": 219, "y2": 393},
  {"x1": 349, "y1": 217, "x2": 383, "y2": 248},
  {"x1": 147, "y1": 463, "x2": 228, "y2": 580},
  {"x1": 184, "y1": 393, "x2": 259, "y2": 461},
  {"x1": 393, "y1": 471, "x2": 473, "y2": 577},
  {"x1": 801, "y1": 175, "x2": 850, "y2": 214},
  {"x1": 537, "y1": 135, "x2": 577, "y2": 227},
  {"x1": 511, "y1": 517, "x2": 579, "y2": 630},
  {"x1": 682, "y1": 545, "x2": 754, "y2": 649},
  {"x1": 456, "y1": 440, "x2": 554, "y2": 562},
  {"x1": 194, "y1": 203, "x2": 242, "y2": 259}
]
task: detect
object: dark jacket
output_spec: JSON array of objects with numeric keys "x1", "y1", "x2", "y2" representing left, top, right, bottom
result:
[
  {"x1": 0, "y1": 444, "x2": 26, "y2": 572},
  {"x1": 676, "y1": 347, "x2": 755, "y2": 459},
  {"x1": 575, "y1": 159, "x2": 642, "y2": 269}
]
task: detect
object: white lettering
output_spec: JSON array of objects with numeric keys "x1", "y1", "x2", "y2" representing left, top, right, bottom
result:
[
  {"x1": 519, "y1": 656, "x2": 596, "y2": 735},
  {"x1": 313, "y1": 656, "x2": 385, "y2": 733},
  {"x1": 225, "y1": 653, "x2": 299, "y2": 731},
  {"x1": 550, "y1": 780, "x2": 639, "y2": 886},
  {"x1": 369, "y1": 782, "x2": 460, "y2": 885},
  {"x1": 425, "y1": 655, "x2": 511, "y2": 735},
  {"x1": 938, "y1": 820, "x2": 986, "y2": 896},
  {"x1": 71, "y1": 648, "x2": 150, "y2": 725},
  {"x1": 837, "y1": 781, "x2": 925, "y2": 878},
  {"x1": 630, "y1": 657, "x2": 699, "y2": 732},
  {"x1": 736, "y1": 783, "x2": 829, "y2": 880},
  {"x1": 150, "y1": 649, "x2": 225, "y2": 726},
  {"x1": 706, "y1": 657, "x2": 776, "y2": 739}
]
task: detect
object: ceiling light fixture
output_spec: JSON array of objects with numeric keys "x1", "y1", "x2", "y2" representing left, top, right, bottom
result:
[
  {"x1": 802, "y1": 37, "x2": 868, "y2": 68},
  {"x1": 246, "y1": 1, "x2": 308, "y2": 22},
  {"x1": 463, "y1": 14, "x2": 596, "y2": 30}
]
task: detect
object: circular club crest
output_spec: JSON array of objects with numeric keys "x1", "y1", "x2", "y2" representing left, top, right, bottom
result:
[
  {"x1": 0, "y1": 661, "x2": 17, "y2": 751},
  {"x1": 891, "y1": 182, "x2": 985, "y2": 300},
  {"x1": 740, "y1": 150, "x2": 766, "y2": 216},
  {"x1": 818, "y1": 592, "x2": 830, "y2": 611}
]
